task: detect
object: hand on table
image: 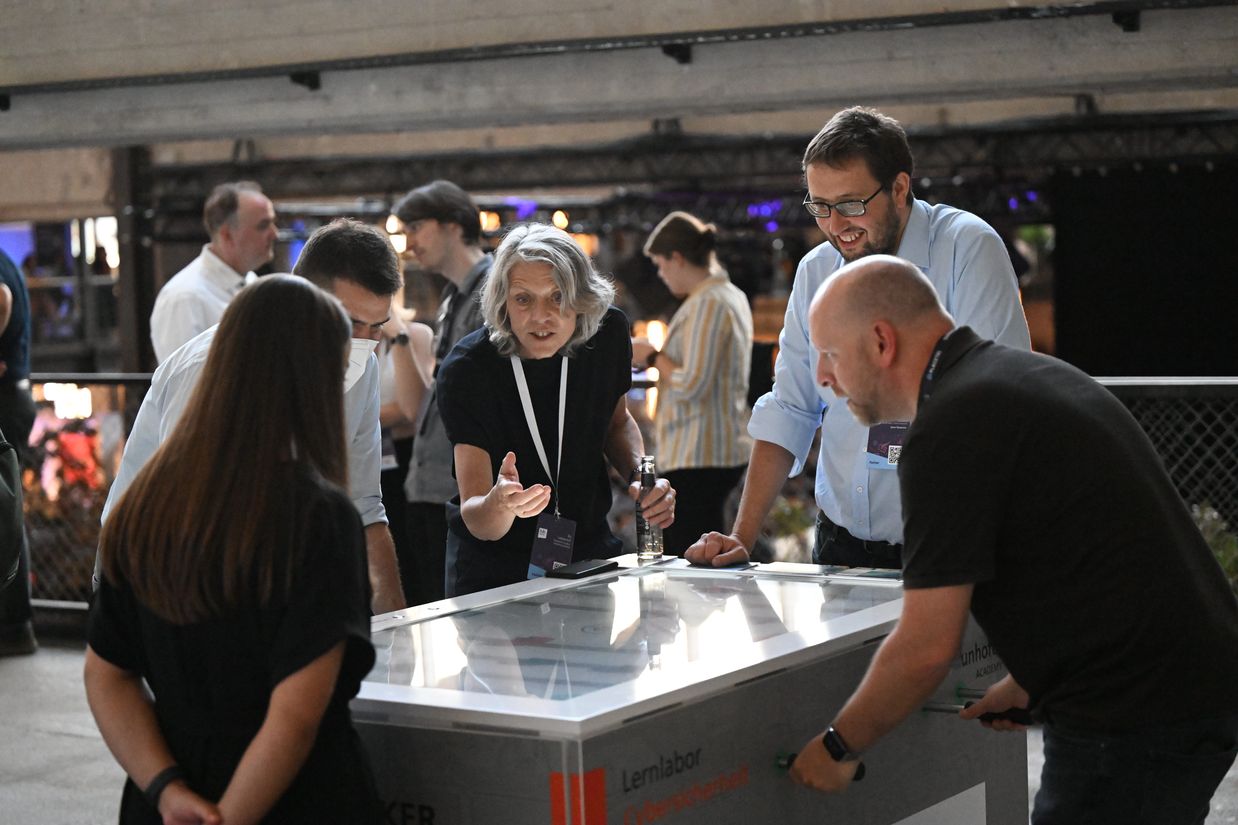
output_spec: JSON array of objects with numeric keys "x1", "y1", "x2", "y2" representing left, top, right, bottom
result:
[{"x1": 684, "y1": 532, "x2": 752, "y2": 567}]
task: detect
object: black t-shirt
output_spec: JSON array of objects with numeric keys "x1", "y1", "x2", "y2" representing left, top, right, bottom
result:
[
  {"x1": 900, "y1": 327, "x2": 1238, "y2": 732},
  {"x1": 89, "y1": 474, "x2": 380, "y2": 823},
  {"x1": 437, "y1": 306, "x2": 632, "y2": 595}
]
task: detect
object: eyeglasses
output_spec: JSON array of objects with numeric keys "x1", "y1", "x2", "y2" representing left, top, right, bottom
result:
[{"x1": 802, "y1": 184, "x2": 887, "y2": 219}]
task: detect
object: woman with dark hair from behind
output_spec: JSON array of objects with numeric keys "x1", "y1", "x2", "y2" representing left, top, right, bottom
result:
[
  {"x1": 631, "y1": 212, "x2": 753, "y2": 556},
  {"x1": 84, "y1": 274, "x2": 381, "y2": 824}
]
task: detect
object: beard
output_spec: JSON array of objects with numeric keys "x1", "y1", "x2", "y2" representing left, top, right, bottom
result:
[
  {"x1": 845, "y1": 397, "x2": 883, "y2": 427},
  {"x1": 831, "y1": 199, "x2": 903, "y2": 263},
  {"x1": 837, "y1": 372, "x2": 889, "y2": 427}
]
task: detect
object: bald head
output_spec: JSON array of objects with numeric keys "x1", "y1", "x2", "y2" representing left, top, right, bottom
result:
[
  {"x1": 814, "y1": 255, "x2": 948, "y2": 332},
  {"x1": 809, "y1": 255, "x2": 954, "y2": 424}
]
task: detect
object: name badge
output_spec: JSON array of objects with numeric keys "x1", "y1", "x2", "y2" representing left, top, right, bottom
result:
[
  {"x1": 866, "y1": 421, "x2": 909, "y2": 469},
  {"x1": 528, "y1": 512, "x2": 577, "y2": 579}
]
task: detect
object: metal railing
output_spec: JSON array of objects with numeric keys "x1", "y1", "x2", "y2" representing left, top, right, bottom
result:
[{"x1": 20, "y1": 375, "x2": 1237, "y2": 608}]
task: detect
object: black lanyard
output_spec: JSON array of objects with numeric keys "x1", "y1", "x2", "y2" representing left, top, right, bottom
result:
[{"x1": 919, "y1": 330, "x2": 955, "y2": 407}]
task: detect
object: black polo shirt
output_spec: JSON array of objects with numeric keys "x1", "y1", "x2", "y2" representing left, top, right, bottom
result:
[{"x1": 900, "y1": 327, "x2": 1238, "y2": 731}]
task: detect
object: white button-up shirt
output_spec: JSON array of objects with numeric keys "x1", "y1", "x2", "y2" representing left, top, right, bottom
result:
[{"x1": 150, "y1": 246, "x2": 252, "y2": 364}]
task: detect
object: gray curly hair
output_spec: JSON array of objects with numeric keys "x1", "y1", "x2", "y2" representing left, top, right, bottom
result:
[{"x1": 482, "y1": 223, "x2": 616, "y2": 357}]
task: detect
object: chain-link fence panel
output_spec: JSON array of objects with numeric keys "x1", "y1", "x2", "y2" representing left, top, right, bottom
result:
[
  {"x1": 1101, "y1": 379, "x2": 1238, "y2": 528},
  {"x1": 24, "y1": 376, "x2": 148, "y2": 606}
]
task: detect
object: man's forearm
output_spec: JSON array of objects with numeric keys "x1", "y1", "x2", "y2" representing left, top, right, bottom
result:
[
  {"x1": 730, "y1": 440, "x2": 797, "y2": 550},
  {"x1": 829, "y1": 586, "x2": 973, "y2": 753},
  {"x1": 364, "y1": 522, "x2": 406, "y2": 614},
  {"x1": 830, "y1": 627, "x2": 954, "y2": 753}
]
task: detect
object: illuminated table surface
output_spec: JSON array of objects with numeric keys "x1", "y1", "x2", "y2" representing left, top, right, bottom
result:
[
  {"x1": 353, "y1": 558, "x2": 1026, "y2": 825},
  {"x1": 358, "y1": 558, "x2": 902, "y2": 737}
]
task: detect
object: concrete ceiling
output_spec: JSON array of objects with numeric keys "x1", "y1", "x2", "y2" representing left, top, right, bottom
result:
[{"x1": 1, "y1": 1, "x2": 1235, "y2": 154}]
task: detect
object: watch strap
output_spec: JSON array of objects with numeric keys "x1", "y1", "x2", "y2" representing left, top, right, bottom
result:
[
  {"x1": 823, "y1": 725, "x2": 860, "y2": 762},
  {"x1": 144, "y1": 765, "x2": 187, "y2": 810}
]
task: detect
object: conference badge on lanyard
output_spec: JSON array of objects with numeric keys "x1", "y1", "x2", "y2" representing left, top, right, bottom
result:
[{"x1": 510, "y1": 355, "x2": 577, "y2": 578}]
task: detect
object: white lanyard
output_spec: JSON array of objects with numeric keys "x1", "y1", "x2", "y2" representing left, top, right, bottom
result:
[{"x1": 510, "y1": 355, "x2": 568, "y2": 517}]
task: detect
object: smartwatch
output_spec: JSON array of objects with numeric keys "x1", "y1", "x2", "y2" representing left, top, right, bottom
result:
[{"x1": 823, "y1": 725, "x2": 860, "y2": 763}]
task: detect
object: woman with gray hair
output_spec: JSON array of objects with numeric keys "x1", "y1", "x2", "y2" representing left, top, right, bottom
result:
[{"x1": 436, "y1": 224, "x2": 675, "y2": 596}]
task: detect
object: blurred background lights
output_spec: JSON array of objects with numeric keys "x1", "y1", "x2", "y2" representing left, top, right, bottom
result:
[
  {"x1": 480, "y1": 211, "x2": 502, "y2": 233},
  {"x1": 41, "y1": 383, "x2": 92, "y2": 420},
  {"x1": 643, "y1": 320, "x2": 667, "y2": 419}
]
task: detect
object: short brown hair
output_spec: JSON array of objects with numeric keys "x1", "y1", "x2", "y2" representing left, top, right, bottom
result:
[
  {"x1": 644, "y1": 211, "x2": 717, "y2": 270},
  {"x1": 293, "y1": 218, "x2": 402, "y2": 297},
  {"x1": 202, "y1": 180, "x2": 264, "y2": 237},
  {"x1": 803, "y1": 107, "x2": 915, "y2": 205},
  {"x1": 392, "y1": 180, "x2": 481, "y2": 245}
]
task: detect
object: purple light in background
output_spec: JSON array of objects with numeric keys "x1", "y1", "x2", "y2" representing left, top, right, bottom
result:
[
  {"x1": 747, "y1": 199, "x2": 782, "y2": 220},
  {"x1": 504, "y1": 197, "x2": 538, "y2": 221},
  {"x1": 1026, "y1": 190, "x2": 1039, "y2": 202},
  {"x1": 765, "y1": 221, "x2": 779, "y2": 233},
  {"x1": 1008, "y1": 197, "x2": 1019, "y2": 210}
]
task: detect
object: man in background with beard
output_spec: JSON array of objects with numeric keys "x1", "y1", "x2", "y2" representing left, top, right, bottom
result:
[{"x1": 687, "y1": 106, "x2": 1030, "y2": 570}]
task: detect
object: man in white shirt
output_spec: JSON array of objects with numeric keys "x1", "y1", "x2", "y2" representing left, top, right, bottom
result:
[
  {"x1": 104, "y1": 219, "x2": 407, "y2": 614},
  {"x1": 149, "y1": 181, "x2": 278, "y2": 363}
]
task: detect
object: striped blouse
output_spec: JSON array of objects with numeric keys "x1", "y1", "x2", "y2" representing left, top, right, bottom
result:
[{"x1": 655, "y1": 273, "x2": 754, "y2": 472}]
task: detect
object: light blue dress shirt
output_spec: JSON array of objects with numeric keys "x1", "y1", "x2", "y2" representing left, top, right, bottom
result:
[
  {"x1": 748, "y1": 199, "x2": 1031, "y2": 544},
  {"x1": 101, "y1": 325, "x2": 386, "y2": 527}
]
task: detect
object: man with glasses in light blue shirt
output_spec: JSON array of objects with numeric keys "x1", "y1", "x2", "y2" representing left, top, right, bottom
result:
[{"x1": 687, "y1": 106, "x2": 1031, "y2": 570}]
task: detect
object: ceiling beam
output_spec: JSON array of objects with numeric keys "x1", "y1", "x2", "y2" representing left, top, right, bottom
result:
[
  {"x1": 144, "y1": 111, "x2": 1238, "y2": 204},
  {"x1": 1, "y1": 6, "x2": 1234, "y2": 150}
]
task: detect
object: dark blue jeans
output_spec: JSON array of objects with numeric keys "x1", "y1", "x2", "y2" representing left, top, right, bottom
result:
[{"x1": 1033, "y1": 714, "x2": 1238, "y2": 825}]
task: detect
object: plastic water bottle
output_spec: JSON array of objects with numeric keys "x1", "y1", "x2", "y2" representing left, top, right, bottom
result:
[{"x1": 636, "y1": 455, "x2": 664, "y2": 561}]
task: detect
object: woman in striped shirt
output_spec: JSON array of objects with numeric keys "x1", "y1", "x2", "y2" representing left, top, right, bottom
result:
[{"x1": 632, "y1": 212, "x2": 754, "y2": 556}]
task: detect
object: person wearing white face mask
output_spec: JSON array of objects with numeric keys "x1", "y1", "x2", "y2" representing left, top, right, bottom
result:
[
  {"x1": 99, "y1": 219, "x2": 411, "y2": 615},
  {"x1": 345, "y1": 337, "x2": 380, "y2": 391}
]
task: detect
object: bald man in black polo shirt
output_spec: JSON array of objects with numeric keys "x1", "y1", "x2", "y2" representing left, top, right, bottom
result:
[{"x1": 689, "y1": 254, "x2": 1238, "y2": 824}]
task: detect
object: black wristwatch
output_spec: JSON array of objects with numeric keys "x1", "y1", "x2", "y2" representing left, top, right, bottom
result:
[
  {"x1": 823, "y1": 725, "x2": 860, "y2": 763},
  {"x1": 391, "y1": 332, "x2": 410, "y2": 347}
]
